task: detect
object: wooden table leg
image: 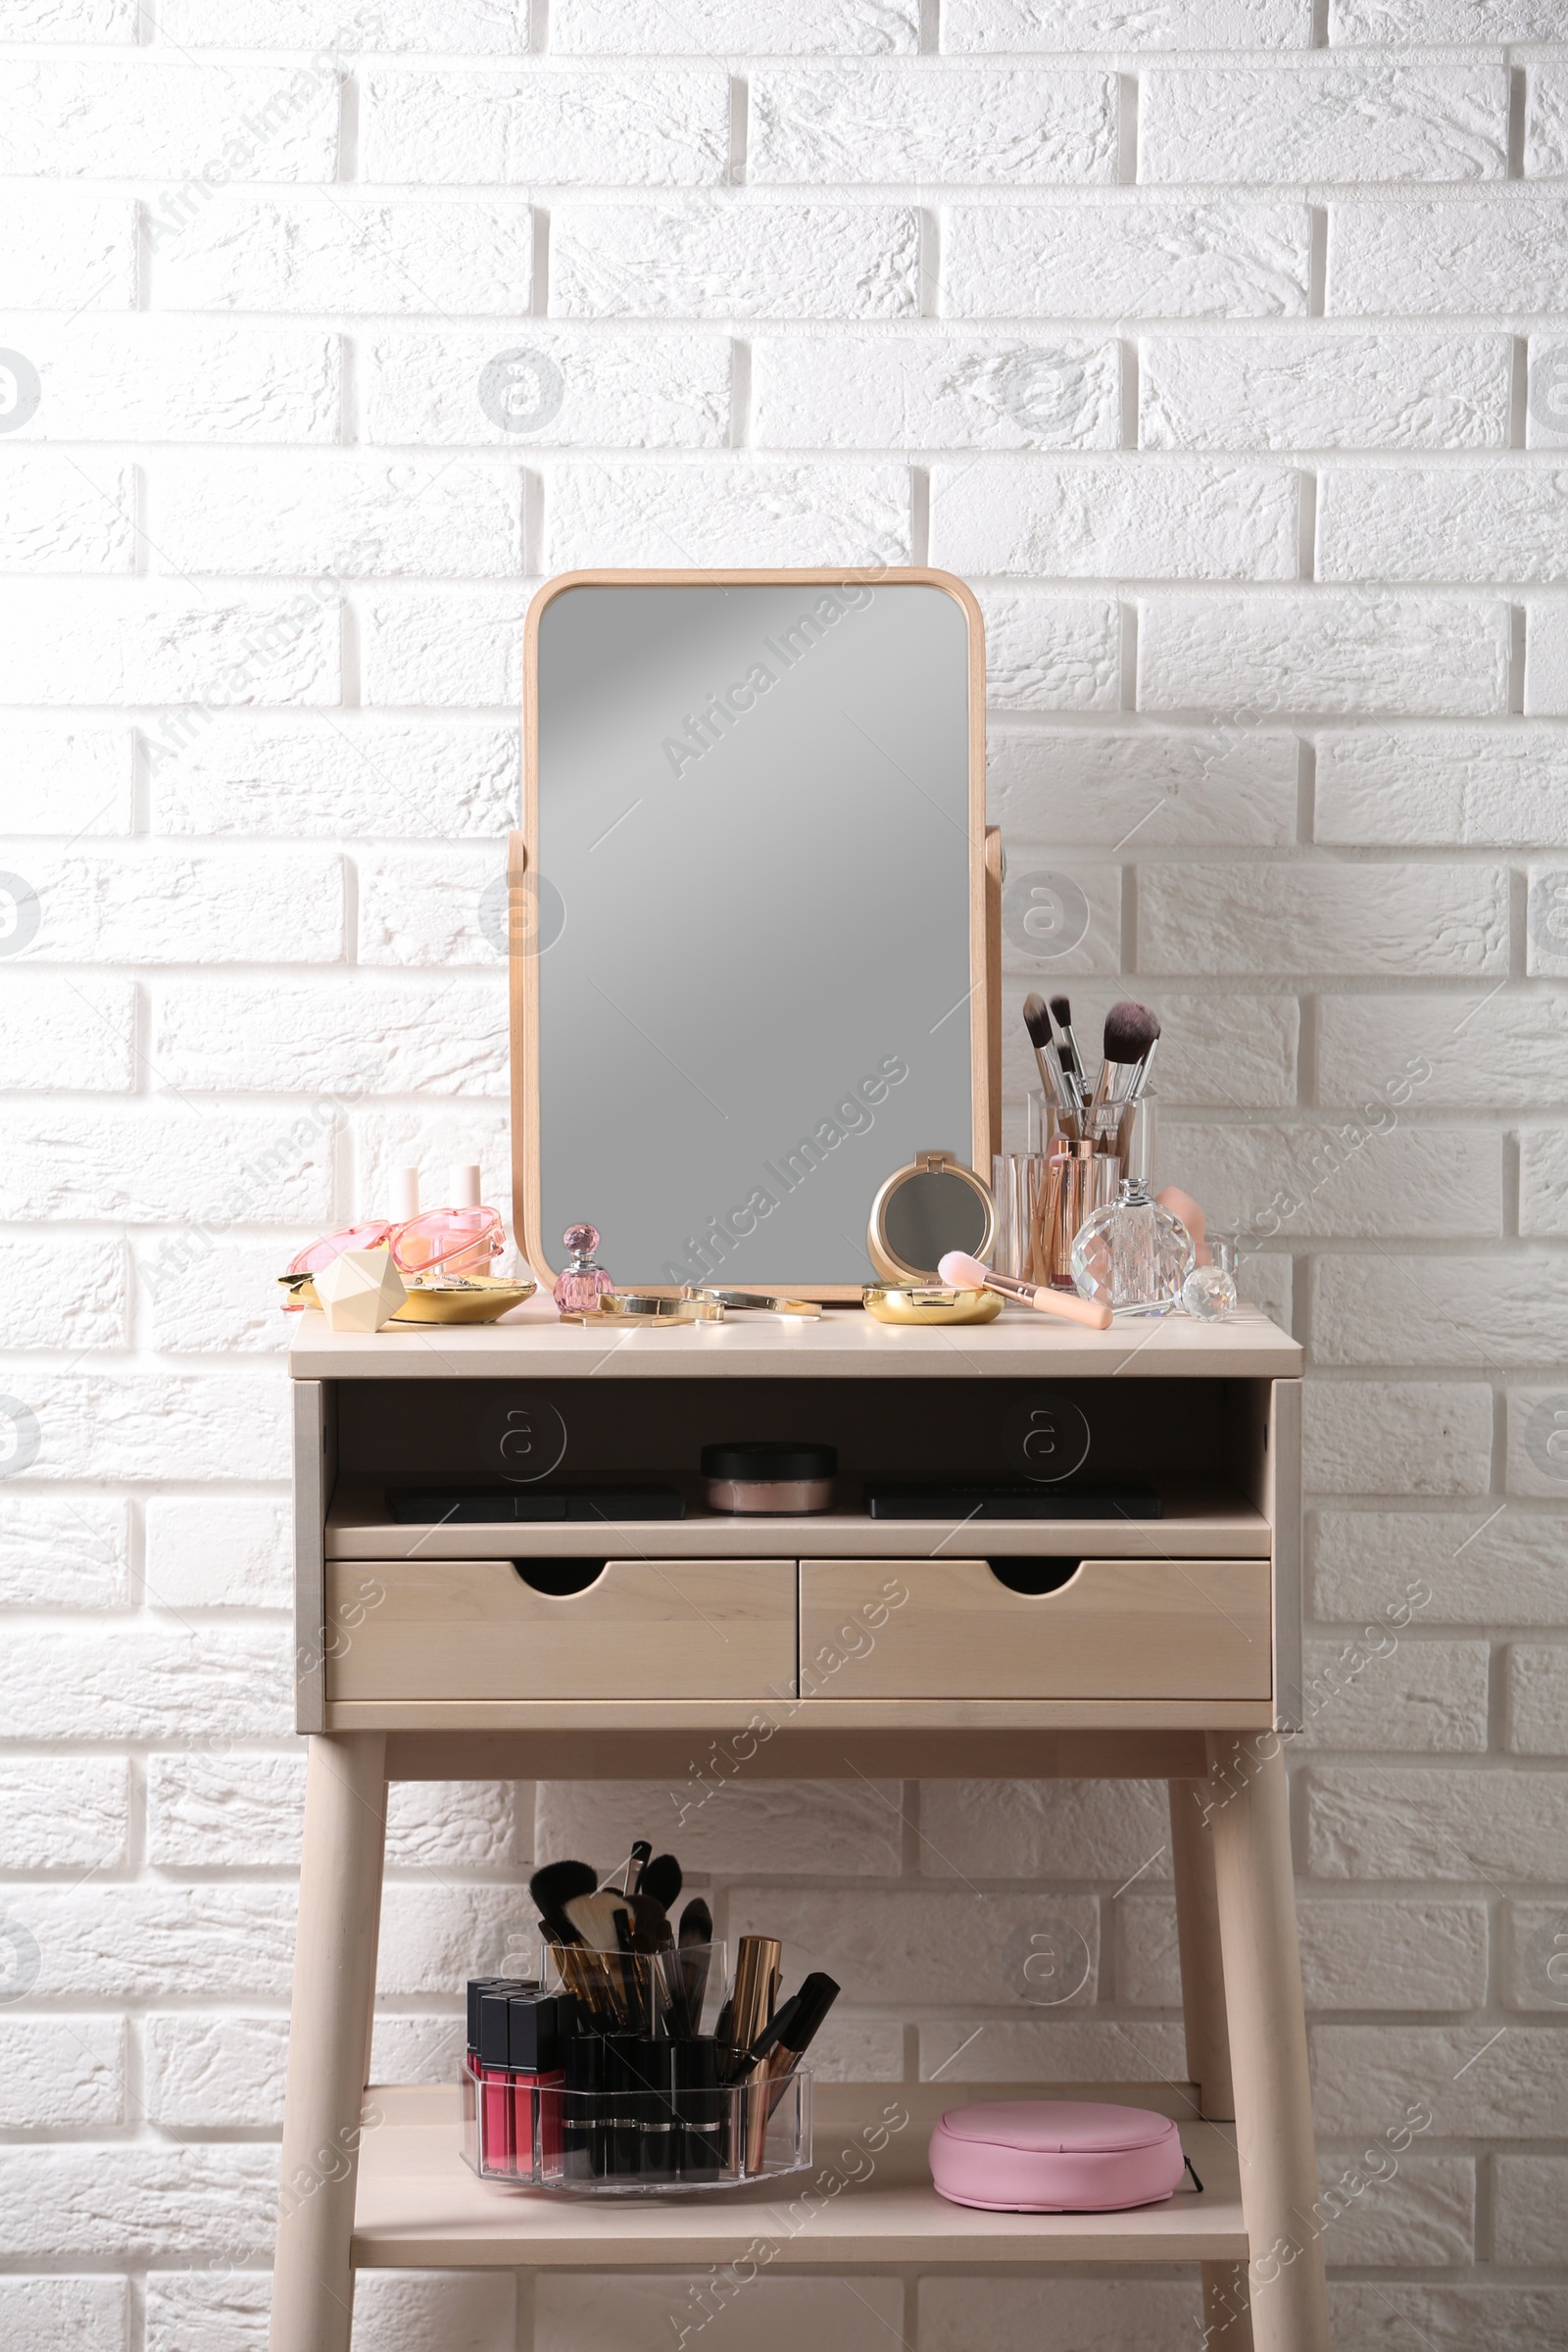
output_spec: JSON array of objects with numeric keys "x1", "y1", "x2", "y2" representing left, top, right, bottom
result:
[
  {"x1": 1206, "y1": 1736, "x2": 1330, "y2": 2352},
  {"x1": 269, "y1": 1734, "x2": 387, "y2": 2352},
  {"x1": 1171, "y1": 1782, "x2": 1251, "y2": 2349}
]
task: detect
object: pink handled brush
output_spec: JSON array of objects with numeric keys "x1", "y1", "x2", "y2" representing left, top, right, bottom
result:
[{"x1": 939, "y1": 1251, "x2": 1112, "y2": 1331}]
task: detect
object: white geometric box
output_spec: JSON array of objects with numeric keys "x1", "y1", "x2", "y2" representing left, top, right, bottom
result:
[{"x1": 312, "y1": 1248, "x2": 407, "y2": 1333}]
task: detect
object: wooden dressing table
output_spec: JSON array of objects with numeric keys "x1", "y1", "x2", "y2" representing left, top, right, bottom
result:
[{"x1": 270, "y1": 1300, "x2": 1330, "y2": 2352}]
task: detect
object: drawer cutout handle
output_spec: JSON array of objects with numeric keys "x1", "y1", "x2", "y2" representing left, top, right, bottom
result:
[
  {"x1": 988, "y1": 1556, "x2": 1081, "y2": 1597},
  {"x1": 511, "y1": 1558, "x2": 608, "y2": 1597}
]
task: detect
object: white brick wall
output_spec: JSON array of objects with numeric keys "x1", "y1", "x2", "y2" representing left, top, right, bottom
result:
[{"x1": 0, "y1": 6, "x2": 1563, "y2": 2347}]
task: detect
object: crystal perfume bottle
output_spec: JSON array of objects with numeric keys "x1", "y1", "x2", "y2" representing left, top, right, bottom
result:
[
  {"x1": 1069, "y1": 1176, "x2": 1195, "y2": 1316},
  {"x1": 1182, "y1": 1231, "x2": 1240, "y2": 1321},
  {"x1": 553, "y1": 1224, "x2": 613, "y2": 1314}
]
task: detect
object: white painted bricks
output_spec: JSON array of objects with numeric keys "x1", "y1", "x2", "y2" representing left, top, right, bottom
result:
[{"x1": 1, "y1": 6, "x2": 1562, "y2": 2346}]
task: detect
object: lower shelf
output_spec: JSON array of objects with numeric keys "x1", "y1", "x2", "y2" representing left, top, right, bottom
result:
[{"x1": 352, "y1": 2081, "x2": 1247, "y2": 2269}]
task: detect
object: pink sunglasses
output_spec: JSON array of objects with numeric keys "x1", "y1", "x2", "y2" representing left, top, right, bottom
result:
[{"x1": 282, "y1": 1209, "x2": 504, "y2": 1309}]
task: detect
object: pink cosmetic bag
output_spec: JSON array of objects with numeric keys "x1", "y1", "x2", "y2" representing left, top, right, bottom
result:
[{"x1": 929, "y1": 2099, "x2": 1185, "y2": 2212}]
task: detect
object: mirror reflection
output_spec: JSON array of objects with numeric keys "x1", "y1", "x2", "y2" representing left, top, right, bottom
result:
[{"x1": 532, "y1": 579, "x2": 978, "y2": 1289}]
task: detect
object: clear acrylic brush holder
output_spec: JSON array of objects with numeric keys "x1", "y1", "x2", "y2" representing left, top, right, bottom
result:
[
  {"x1": 461, "y1": 1939, "x2": 814, "y2": 2195},
  {"x1": 462, "y1": 2052, "x2": 811, "y2": 2194}
]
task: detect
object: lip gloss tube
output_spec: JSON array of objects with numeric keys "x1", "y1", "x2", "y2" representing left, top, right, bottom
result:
[
  {"x1": 503, "y1": 1989, "x2": 565, "y2": 2181},
  {"x1": 475, "y1": 1988, "x2": 521, "y2": 2175}
]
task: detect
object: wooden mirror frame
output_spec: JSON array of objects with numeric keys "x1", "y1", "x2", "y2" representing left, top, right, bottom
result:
[{"x1": 509, "y1": 565, "x2": 1000, "y2": 1298}]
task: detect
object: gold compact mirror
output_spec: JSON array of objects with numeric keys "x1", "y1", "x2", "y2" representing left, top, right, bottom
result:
[
  {"x1": 862, "y1": 1283, "x2": 1003, "y2": 1326},
  {"x1": 866, "y1": 1151, "x2": 999, "y2": 1285}
]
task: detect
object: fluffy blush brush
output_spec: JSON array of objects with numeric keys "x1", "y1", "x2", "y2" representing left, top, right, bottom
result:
[
  {"x1": 1091, "y1": 1000, "x2": 1160, "y2": 1117},
  {"x1": 939, "y1": 1250, "x2": 1111, "y2": 1330}
]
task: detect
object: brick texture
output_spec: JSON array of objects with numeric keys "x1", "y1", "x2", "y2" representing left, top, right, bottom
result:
[{"x1": 0, "y1": 9, "x2": 1557, "y2": 2345}]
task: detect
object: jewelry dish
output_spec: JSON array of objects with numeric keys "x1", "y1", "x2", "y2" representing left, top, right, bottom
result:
[{"x1": 389, "y1": 1275, "x2": 537, "y2": 1326}]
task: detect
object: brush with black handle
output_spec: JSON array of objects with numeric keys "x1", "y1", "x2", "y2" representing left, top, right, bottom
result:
[
  {"x1": 1022, "y1": 994, "x2": 1078, "y2": 1142},
  {"x1": 616, "y1": 1838, "x2": 653, "y2": 1896},
  {"x1": 1050, "y1": 996, "x2": 1088, "y2": 1109},
  {"x1": 675, "y1": 1897, "x2": 712, "y2": 2037}
]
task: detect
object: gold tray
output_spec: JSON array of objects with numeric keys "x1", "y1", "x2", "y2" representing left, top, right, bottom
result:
[
  {"x1": 862, "y1": 1283, "x2": 1003, "y2": 1326},
  {"x1": 685, "y1": 1286, "x2": 821, "y2": 1319},
  {"x1": 390, "y1": 1275, "x2": 536, "y2": 1326},
  {"x1": 560, "y1": 1291, "x2": 726, "y2": 1327}
]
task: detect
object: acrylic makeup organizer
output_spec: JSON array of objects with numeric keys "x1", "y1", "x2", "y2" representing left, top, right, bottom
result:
[
  {"x1": 462, "y1": 2056, "x2": 811, "y2": 2193},
  {"x1": 269, "y1": 571, "x2": 1328, "y2": 2352}
]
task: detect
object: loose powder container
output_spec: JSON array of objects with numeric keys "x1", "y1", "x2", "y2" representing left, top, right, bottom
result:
[{"x1": 701, "y1": 1442, "x2": 836, "y2": 1515}]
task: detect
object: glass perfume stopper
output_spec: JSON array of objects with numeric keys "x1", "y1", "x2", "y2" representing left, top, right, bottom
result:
[
  {"x1": 1182, "y1": 1231, "x2": 1240, "y2": 1322},
  {"x1": 554, "y1": 1224, "x2": 614, "y2": 1314}
]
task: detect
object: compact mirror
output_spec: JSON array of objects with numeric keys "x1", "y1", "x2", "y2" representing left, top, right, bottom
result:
[
  {"x1": 866, "y1": 1152, "x2": 998, "y2": 1285},
  {"x1": 514, "y1": 569, "x2": 994, "y2": 1299}
]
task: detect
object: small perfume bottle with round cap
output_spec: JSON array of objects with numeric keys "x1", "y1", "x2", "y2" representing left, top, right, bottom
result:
[{"x1": 553, "y1": 1225, "x2": 613, "y2": 1315}]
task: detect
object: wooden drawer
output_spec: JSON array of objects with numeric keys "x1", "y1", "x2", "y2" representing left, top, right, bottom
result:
[
  {"x1": 325, "y1": 1559, "x2": 796, "y2": 1702},
  {"x1": 800, "y1": 1558, "x2": 1271, "y2": 1701}
]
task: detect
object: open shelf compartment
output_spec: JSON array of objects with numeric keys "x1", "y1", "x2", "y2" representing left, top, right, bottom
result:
[{"x1": 353, "y1": 2081, "x2": 1245, "y2": 2270}]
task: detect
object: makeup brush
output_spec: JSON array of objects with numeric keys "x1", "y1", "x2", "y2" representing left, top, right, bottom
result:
[
  {"x1": 529, "y1": 1859, "x2": 597, "y2": 1944},
  {"x1": 677, "y1": 1896, "x2": 712, "y2": 2035},
  {"x1": 615, "y1": 1838, "x2": 653, "y2": 1896},
  {"x1": 621, "y1": 1890, "x2": 677, "y2": 1954},
  {"x1": 1022, "y1": 994, "x2": 1078, "y2": 1137},
  {"x1": 528, "y1": 1859, "x2": 603, "y2": 2015},
  {"x1": 1090, "y1": 1000, "x2": 1160, "y2": 1128},
  {"x1": 641, "y1": 1852, "x2": 683, "y2": 1917},
  {"x1": 938, "y1": 1250, "x2": 1112, "y2": 1330},
  {"x1": 1050, "y1": 995, "x2": 1087, "y2": 1103},
  {"x1": 1122, "y1": 1008, "x2": 1161, "y2": 1105}
]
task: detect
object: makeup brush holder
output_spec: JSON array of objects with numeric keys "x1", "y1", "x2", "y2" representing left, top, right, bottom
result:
[
  {"x1": 1026, "y1": 1095, "x2": 1157, "y2": 1291},
  {"x1": 462, "y1": 2049, "x2": 811, "y2": 2193}
]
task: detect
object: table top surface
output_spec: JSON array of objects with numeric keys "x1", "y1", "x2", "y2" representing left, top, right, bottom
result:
[{"x1": 289, "y1": 1298, "x2": 1301, "y2": 1381}]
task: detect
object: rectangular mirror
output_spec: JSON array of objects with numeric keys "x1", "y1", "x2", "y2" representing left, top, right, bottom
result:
[{"x1": 513, "y1": 567, "x2": 991, "y2": 1298}]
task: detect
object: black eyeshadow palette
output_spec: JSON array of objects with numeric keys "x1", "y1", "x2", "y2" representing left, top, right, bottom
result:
[{"x1": 389, "y1": 1487, "x2": 686, "y2": 1524}]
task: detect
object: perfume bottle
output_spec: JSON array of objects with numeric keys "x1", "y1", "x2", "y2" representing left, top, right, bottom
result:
[
  {"x1": 1182, "y1": 1230, "x2": 1240, "y2": 1321},
  {"x1": 390, "y1": 1165, "x2": 505, "y2": 1283},
  {"x1": 553, "y1": 1224, "x2": 613, "y2": 1314},
  {"x1": 1069, "y1": 1175, "x2": 1195, "y2": 1316}
]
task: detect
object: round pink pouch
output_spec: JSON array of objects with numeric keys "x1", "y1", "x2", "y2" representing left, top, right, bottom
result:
[{"x1": 928, "y1": 2099, "x2": 1184, "y2": 2213}]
